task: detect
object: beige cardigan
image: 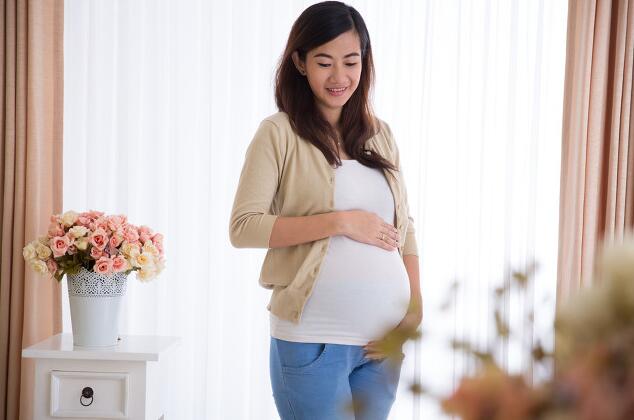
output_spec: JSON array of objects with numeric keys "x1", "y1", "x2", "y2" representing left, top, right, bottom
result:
[{"x1": 229, "y1": 112, "x2": 418, "y2": 323}]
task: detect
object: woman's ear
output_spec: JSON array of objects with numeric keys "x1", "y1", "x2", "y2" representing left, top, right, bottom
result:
[{"x1": 291, "y1": 51, "x2": 306, "y2": 76}]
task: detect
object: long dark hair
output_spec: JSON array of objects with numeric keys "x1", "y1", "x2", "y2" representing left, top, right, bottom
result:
[{"x1": 274, "y1": 1, "x2": 397, "y2": 172}]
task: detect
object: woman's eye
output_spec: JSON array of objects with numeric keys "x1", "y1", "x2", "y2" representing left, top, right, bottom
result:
[{"x1": 317, "y1": 63, "x2": 358, "y2": 67}]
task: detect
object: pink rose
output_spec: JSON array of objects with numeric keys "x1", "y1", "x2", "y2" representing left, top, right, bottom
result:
[
  {"x1": 46, "y1": 259, "x2": 58, "y2": 274},
  {"x1": 65, "y1": 232, "x2": 75, "y2": 244},
  {"x1": 47, "y1": 222, "x2": 65, "y2": 237},
  {"x1": 151, "y1": 233, "x2": 164, "y2": 256},
  {"x1": 124, "y1": 225, "x2": 139, "y2": 243},
  {"x1": 49, "y1": 236, "x2": 70, "y2": 257},
  {"x1": 107, "y1": 215, "x2": 127, "y2": 232},
  {"x1": 49, "y1": 215, "x2": 63, "y2": 225},
  {"x1": 86, "y1": 210, "x2": 104, "y2": 219},
  {"x1": 76, "y1": 216, "x2": 92, "y2": 227},
  {"x1": 151, "y1": 233, "x2": 163, "y2": 246},
  {"x1": 94, "y1": 217, "x2": 109, "y2": 232},
  {"x1": 67, "y1": 245, "x2": 78, "y2": 255},
  {"x1": 138, "y1": 226, "x2": 153, "y2": 244},
  {"x1": 80, "y1": 210, "x2": 103, "y2": 221},
  {"x1": 105, "y1": 244, "x2": 117, "y2": 257},
  {"x1": 109, "y1": 234, "x2": 123, "y2": 249},
  {"x1": 90, "y1": 228, "x2": 108, "y2": 250},
  {"x1": 138, "y1": 225, "x2": 153, "y2": 234},
  {"x1": 112, "y1": 255, "x2": 128, "y2": 272},
  {"x1": 90, "y1": 246, "x2": 104, "y2": 260},
  {"x1": 94, "y1": 256, "x2": 113, "y2": 274}
]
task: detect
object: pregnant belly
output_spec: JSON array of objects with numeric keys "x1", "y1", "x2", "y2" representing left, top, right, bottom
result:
[{"x1": 296, "y1": 236, "x2": 412, "y2": 343}]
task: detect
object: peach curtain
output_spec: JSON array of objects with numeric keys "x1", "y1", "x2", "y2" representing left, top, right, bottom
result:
[
  {"x1": 558, "y1": 0, "x2": 634, "y2": 303},
  {"x1": 0, "y1": 1, "x2": 64, "y2": 419}
]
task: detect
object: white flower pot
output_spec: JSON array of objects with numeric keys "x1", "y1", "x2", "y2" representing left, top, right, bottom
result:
[{"x1": 67, "y1": 266, "x2": 128, "y2": 347}]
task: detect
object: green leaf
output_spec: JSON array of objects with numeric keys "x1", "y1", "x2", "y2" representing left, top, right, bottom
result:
[
  {"x1": 512, "y1": 271, "x2": 528, "y2": 288},
  {"x1": 494, "y1": 310, "x2": 510, "y2": 338}
]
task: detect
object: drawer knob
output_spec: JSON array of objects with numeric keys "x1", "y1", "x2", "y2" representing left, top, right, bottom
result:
[{"x1": 80, "y1": 386, "x2": 94, "y2": 406}]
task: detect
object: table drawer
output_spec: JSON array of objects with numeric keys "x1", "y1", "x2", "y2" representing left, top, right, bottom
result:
[{"x1": 50, "y1": 370, "x2": 129, "y2": 418}]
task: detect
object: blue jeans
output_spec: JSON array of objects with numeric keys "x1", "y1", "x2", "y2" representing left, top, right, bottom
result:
[{"x1": 269, "y1": 337, "x2": 404, "y2": 420}]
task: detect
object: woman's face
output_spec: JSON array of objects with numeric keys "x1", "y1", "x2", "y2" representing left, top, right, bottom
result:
[{"x1": 292, "y1": 30, "x2": 362, "y2": 125}]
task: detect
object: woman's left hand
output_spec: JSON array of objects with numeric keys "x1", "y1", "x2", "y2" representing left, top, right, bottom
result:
[{"x1": 363, "y1": 307, "x2": 422, "y2": 361}]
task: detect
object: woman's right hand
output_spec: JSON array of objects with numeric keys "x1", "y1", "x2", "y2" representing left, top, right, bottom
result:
[{"x1": 337, "y1": 210, "x2": 400, "y2": 251}]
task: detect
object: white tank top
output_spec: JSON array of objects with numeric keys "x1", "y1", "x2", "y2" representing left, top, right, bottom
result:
[{"x1": 269, "y1": 159, "x2": 411, "y2": 345}]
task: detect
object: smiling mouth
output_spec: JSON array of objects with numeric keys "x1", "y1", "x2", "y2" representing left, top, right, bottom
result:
[{"x1": 326, "y1": 86, "x2": 348, "y2": 96}]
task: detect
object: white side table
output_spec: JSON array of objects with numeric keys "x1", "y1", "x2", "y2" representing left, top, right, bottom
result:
[{"x1": 22, "y1": 333, "x2": 180, "y2": 420}]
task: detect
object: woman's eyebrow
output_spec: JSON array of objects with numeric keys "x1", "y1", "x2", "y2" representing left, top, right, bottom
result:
[{"x1": 313, "y1": 52, "x2": 360, "y2": 59}]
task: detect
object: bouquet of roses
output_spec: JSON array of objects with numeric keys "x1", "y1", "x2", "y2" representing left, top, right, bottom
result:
[{"x1": 22, "y1": 210, "x2": 165, "y2": 282}]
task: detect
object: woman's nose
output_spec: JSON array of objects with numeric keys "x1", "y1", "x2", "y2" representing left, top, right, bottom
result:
[{"x1": 329, "y1": 65, "x2": 347, "y2": 82}]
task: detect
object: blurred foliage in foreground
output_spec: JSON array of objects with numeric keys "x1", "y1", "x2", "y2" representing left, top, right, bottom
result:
[{"x1": 438, "y1": 239, "x2": 634, "y2": 420}]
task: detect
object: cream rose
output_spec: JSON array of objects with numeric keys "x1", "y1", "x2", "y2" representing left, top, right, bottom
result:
[
  {"x1": 35, "y1": 242, "x2": 52, "y2": 260},
  {"x1": 61, "y1": 211, "x2": 79, "y2": 227},
  {"x1": 121, "y1": 242, "x2": 141, "y2": 258},
  {"x1": 22, "y1": 243, "x2": 37, "y2": 261},
  {"x1": 132, "y1": 252, "x2": 153, "y2": 268},
  {"x1": 75, "y1": 237, "x2": 89, "y2": 251},
  {"x1": 30, "y1": 259, "x2": 48, "y2": 274},
  {"x1": 154, "y1": 258, "x2": 166, "y2": 274},
  {"x1": 142, "y1": 242, "x2": 160, "y2": 257},
  {"x1": 137, "y1": 268, "x2": 156, "y2": 282},
  {"x1": 69, "y1": 225, "x2": 90, "y2": 239}
]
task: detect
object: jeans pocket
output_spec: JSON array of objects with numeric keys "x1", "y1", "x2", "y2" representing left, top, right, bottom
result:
[{"x1": 275, "y1": 339, "x2": 329, "y2": 373}]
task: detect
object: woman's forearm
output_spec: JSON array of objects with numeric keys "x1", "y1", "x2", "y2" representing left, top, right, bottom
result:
[{"x1": 268, "y1": 212, "x2": 344, "y2": 248}]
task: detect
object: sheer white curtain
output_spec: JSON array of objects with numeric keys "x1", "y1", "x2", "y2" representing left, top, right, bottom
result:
[{"x1": 63, "y1": 0, "x2": 568, "y2": 418}]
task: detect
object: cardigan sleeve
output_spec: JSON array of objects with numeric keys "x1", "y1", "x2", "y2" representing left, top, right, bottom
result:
[
  {"x1": 382, "y1": 120, "x2": 419, "y2": 257},
  {"x1": 229, "y1": 119, "x2": 284, "y2": 248}
]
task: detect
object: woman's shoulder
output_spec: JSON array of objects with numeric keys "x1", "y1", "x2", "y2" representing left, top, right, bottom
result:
[
  {"x1": 372, "y1": 116, "x2": 392, "y2": 138},
  {"x1": 247, "y1": 112, "x2": 294, "y2": 152},
  {"x1": 371, "y1": 116, "x2": 396, "y2": 154},
  {"x1": 261, "y1": 111, "x2": 293, "y2": 131}
]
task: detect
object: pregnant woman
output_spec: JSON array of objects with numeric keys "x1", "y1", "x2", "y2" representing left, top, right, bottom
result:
[{"x1": 229, "y1": 2, "x2": 422, "y2": 419}]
